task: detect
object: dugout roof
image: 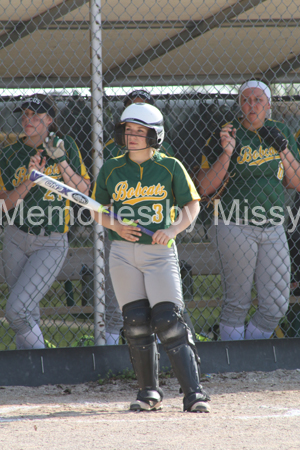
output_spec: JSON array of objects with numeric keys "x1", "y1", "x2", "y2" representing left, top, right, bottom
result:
[{"x1": 1, "y1": 0, "x2": 300, "y2": 90}]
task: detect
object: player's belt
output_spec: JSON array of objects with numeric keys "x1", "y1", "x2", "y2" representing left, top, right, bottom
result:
[{"x1": 17, "y1": 224, "x2": 52, "y2": 236}]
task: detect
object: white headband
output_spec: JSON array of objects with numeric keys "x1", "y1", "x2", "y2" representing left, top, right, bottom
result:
[{"x1": 239, "y1": 80, "x2": 271, "y2": 106}]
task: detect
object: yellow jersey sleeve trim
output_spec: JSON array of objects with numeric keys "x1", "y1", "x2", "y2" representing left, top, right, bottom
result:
[
  {"x1": 64, "y1": 199, "x2": 71, "y2": 233},
  {"x1": 105, "y1": 162, "x2": 127, "y2": 185},
  {"x1": 104, "y1": 138, "x2": 115, "y2": 148},
  {"x1": 69, "y1": 138, "x2": 90, "y2": 180},
  {"x1": 201, "y1": 155, "x2": 209, "y2": 169},
  {"x1": 91, "y1": 183, "x2": 96, "y2": 200},
  {"x1": 0, "y1": 171, "x2": 6, "y2": 190}
]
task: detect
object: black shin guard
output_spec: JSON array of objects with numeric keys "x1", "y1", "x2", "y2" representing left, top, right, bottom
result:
[
  {"x1": 151, "y1": 302, "x2": 210, "y2": 411},
  {"x1": 123, "y1": 300, "x2": 162, "y2": 399}
]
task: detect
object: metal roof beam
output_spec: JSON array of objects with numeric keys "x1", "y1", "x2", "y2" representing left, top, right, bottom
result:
[
  {"x1": 2, "y1": 73, "x2": 300, "y2": 90},
  {"x1": 262, "y1": 54, "x2": 300, "y2": 83},
  {"x1": 0, "y1": 0, "x2": 88, "y2": 48},
  {"x1": 2, "y1": 18, "x2": 300, "y2": 31},
  {"x1": 104, "y1": 0, "x2": 268, "y2": 83}
]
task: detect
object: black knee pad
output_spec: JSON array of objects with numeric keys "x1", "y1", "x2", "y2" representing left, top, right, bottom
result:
[
  {"x1": 151, "y1": 302, "x2": 187, "y2": 347},
  {"x1": 151, "y1": 302, "x2": 204, "y2": 399},
  {"x1": 122, "y1": 300, "x2": 159, "y2": 393},
  {"x1": 122, "y1": 299, "x2": 152, "y2": 340}
]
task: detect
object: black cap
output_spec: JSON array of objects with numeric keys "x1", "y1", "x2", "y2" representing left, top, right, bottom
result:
[
  {"x1": 13, "y1": 95, "x2": 55, "y2": 118},
  {"x1": 123, "y1": 90, "x2": 154, "y2": 107}
]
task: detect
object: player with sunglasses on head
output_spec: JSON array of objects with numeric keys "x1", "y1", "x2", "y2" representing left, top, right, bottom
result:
[
  {"x1": 92, "y1": 102, "x2": 210, "y2": 413},
  {"x1": 197, "y1": 80, "x2": 300, "y2": 341},
  {"x1": 0, "y1": 95, "x2": 90, "y2": 349}
]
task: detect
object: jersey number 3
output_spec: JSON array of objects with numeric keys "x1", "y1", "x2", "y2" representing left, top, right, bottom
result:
[{"x1": 152, "y1": 204, "x2": 163, "y2": 223}]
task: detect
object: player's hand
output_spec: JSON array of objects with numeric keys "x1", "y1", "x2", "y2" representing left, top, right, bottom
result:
[
  {"x1": 258, "y1": 126, "x2": 288, "y2": 153},
  {"x1": 220, "y1": 124, "x2": 236, "y2": 156},
  {"x1": 115, "y1": 221, "x2": 142, "y2": 242},
  {"x1": 151, "y1": 228, "x2": 176, "y2": 246},
  {"x1": 43, "y1": 132, "x2": 67, "y2": 163},
  {"x1": 28, "y1": 149, "x2": 46, "y2": 175}
]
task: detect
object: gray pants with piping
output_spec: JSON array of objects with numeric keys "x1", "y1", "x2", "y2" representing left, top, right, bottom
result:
[
  {"x1": 4, "y1": 225, "x2": 68, "y2": 337},
  {"x1": 209, "y1": 220, "x2": 290, "y2": 332}
]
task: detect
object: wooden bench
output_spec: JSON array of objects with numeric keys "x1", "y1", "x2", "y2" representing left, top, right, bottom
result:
[{"x1": 0, "y1": 243, "x2": 299, "y2": 317}]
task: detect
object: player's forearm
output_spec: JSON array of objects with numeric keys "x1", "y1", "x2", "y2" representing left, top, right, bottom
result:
[
  {"x1": 280, "y1": 149, "x2": 300, "y2": 189},
  {"x1": 197, "y1": 152, "x2": 231, "y2": 195},
  {"x1": 59, "y1": 161, "x2": 91, "y2": 195},
  {"x1": 169, "y1": 200, "x2": 200, "y2": 235},
  {"x1": 93, "y1": 210, "x2": 121, "y2": 232},
  {"x1": 0, "y1": 181, "x2": 34, "y2": 211},
  {"x1": 93, "y1": 210, "x2": 140, "y2": 242}
]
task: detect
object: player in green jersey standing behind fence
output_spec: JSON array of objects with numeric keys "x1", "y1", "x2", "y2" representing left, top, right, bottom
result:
[
  {"x1": 0, "y1": 95, "x2": 90, "y2": 349},
  {"x1": 92, "y1": 102, "x2": 211, "y2": 413},
  {"x1": 103, "y1": 89, "x2": 175, "y2": 345},
  {"x1": 197, "y1": 80, "x2": 300, "y2": 341}
]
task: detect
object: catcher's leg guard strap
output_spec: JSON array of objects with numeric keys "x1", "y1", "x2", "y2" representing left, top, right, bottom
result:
[
  {"x1": 151, "y1": 302, "x2": 209, "y2": 404},
  {"x1": 123, "y1": 300, "x2": 160, "y2": 394}
]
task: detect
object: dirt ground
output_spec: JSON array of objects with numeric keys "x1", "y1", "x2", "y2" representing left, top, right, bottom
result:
[{"x1": 1, "y1": 369, "x2": 300, "y2": 450}]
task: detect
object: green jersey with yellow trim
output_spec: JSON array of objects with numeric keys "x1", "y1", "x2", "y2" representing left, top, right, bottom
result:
[
  {"x1": 202, "y1": 118, "x2": 300, "y2": 223},
  {"x1": 92, "y1": 152, "x2": 200, "y2": 244},
  {"x1": 103, "y1": 138, "x2": 175, "y2": 160},
  {"x1": 295, "y1": 128, "x2": 300, "y2": 149},
  {"x1": 0, "y1": 135, "x2": 90, "y2": 233}
]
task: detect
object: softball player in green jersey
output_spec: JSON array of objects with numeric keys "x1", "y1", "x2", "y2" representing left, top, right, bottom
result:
[
  {"x1": 93, "y1": 102, "x2": 211, "y2": 413},
  {"x1": 287, "y1": 128, "x2": 300, "y2": 292},
  {"x1": 197, "y1": 80, "x2": 300, "y2": 341},
  {"x1": 103, "y1": 90, "x2": 175, "y2": 345},
  {"x1": 0, "y1": 95, "x2": 90, "y2": 350}
]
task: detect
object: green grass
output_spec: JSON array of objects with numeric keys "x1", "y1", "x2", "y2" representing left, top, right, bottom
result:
[
  {"x1": 1, "y1": 270, "x2": 293, "y2": 349},
  {"x1": 0, "y1": 320, "x2": 95, "y2": 350},
  {"x1": 187, "y1": 275, "x2": 258, "y2": 336},
  {"x1": 0, "y1": 279, "x2": 95, "y2": 349}
]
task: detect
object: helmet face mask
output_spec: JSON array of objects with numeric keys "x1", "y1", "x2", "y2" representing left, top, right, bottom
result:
[{"x1": 114, "y1": 103, "x2": 164, "y2": 150}]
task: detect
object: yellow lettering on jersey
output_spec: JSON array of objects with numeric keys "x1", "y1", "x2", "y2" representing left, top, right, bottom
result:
[
  {"x1": 152, "y1": 204, "x2": 163, "y2": 223},
  {"x1": 127, "y1": 187, "x2": 135, "y2": 199},
  {"x1": 44, "y1": 190, "x2": 55, "y2": 201},
  {"x1": 113, "y1": 181, "x2": 129, "y2": 201},
  {"x1": 45, "y1": 164, "x2": 61, "y2": 176},
  {"x1": 44, "y1": 166, "x2": 52, "y2": 176},
  {"x1": 277, "y1": 161, "x2": 284, "y2": 180},
  {"x1": 112, "y1": 181, "x2": 167, "y2": 205},
  {"x1": 43, "y1": 190, "x2": 63, "y2": 201},
  {"x1": 237, "y1": 145, "x2": 280, "y2": 166},
  {"x1": 13, "y1": 167, "x2": 28, "y2": 187}
]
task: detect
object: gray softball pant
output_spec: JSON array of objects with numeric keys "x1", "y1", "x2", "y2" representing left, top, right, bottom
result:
[
  {"x1": 3, "y1": 224, "x2": 68, "y2": 335},
  {"x1": 109, "y1": 240, "x2": 184, "y2": 310},
  {"x1": 209, "y1": 220, "x2": 290, "y2": 332},
  {"x1": 104, "y1": 235, "x2": 126, "y2": 334}
]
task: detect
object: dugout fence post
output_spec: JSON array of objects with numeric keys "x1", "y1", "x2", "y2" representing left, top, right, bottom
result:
[{"x1": 90, "y1": 0, "x2": 106, "y2": 345}]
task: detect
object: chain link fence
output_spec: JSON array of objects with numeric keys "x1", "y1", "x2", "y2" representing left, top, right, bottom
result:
[{"x1": 1, "y1": 1, "x2": 300, "y2": 350}]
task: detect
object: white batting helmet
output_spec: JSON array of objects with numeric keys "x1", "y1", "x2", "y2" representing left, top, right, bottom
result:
[{"x1": 115, "y1": 103, "x2": 165, "y2": 149}]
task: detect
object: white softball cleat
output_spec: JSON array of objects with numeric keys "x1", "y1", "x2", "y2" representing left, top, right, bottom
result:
[{"x1": 130, "y1": 389, "x2": 163, "y2": 411}]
